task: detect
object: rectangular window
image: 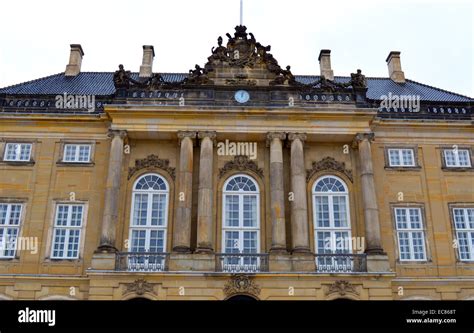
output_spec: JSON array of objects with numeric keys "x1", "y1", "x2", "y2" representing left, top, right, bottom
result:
[
  {"x1": 395, "y1": 207, "x2": 426, "y2": 261},
  {"x1": 453, "y1": 208, "x2": 474, "y2": 261},
  {"x1": 4, "y1": 143, "x2": 32, "y2": 162},
  {"x1": 444, "y1": 149, "x2": 471, "y2": 167},
  {"x1": 63, "y1": 144, "x2": 91, "y2": 163},
  {"x1": 0, "y1": 203, "x2": 23, "y2": 258},
  {"x1": 51, "y1": 204, "x2": 84, "y2": 259},
  {"x1": 388, "y1": 148, "x2": 415, "y2": 167}
]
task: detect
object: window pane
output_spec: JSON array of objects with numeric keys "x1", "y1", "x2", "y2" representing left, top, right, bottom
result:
[
  {"x1": 315, "y1": 196, "x2": 329, "y2": 228},
  {"x1": 70, "y1": 205, "x2": 83, "y2": 227},
  {"x1": 52, "y1": 229, "x2": 66, "y2": 258},
  {"x1": 398, "y1": 232, "x2": 411, "y2": 260},
  {"x1": 243, "y1": 195, "x2": 257, "y2": 227},
  {"x1": 133, "y1": 194, "x2": 148, "y2": 226},
  {"x1": 395, "y1": 209, "x2": 408, "y2": 229},
  {"x1": 458, "y1": 150, "x2": 471, "y2": 167},
  {"x1": 316, "y1": 231, "x2": 332, "y2": 253},
  {"x1": 242, "y1": 231, "x2": 257, "y2": 253},
  {"x1": 409, "y1": 209, "x2": 421, "y2": 229},
  {"x1": 332, "y1": 196, "x2": 348, "y2": 227},
  {"x1": 456, "y1": 231, "x2": 471, "y2": 260},
  {"x1": 130, "y1": 230, "x2": 147, "y2": 252},
  {"x1": 444, "y1": 150, "x2": 456, "y2": 166},
  {"x1": 151, "y1": 194, "x2": 167, "y2": 226},
  {"x1": 66, "y1": 229, "x2": 81, "y2": 258},
  {"x1": 224, "y1": 195, "x2": 239, "y2": 227},
  {"x1": 149, "y1": 230, "x2": 165, "y2": 252},
  {"x1": 0, "y1": 204, "x2": 7, "y2": 225},
  {"x1": 389, "y1": 150, "x2": 400, "y2": 166},
  {"x1": 411, "y1": 231, "x2": 426, "y2": 260},
  {"x1": 402, "y1": 149, "x2": 414, "y2": 166},
  {"x1": 224, "y1": 231, "x2": 240, "y2": 253},
  {"x1": 467, "y1": 209, "x2": 474, "y2": 229},
  {"x1": 78, "y1": 145, "x2": 91, "y2": 162},
  {"x1": 64, "y1": 145, "x2": 76, "y2": 162},
  {"x1": 55, "y1": 205, "x2": 69, "y2": 226}
]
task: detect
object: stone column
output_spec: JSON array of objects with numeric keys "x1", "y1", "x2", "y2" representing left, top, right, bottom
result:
[
  {"x1": 173, "y1": 131, "x2": 196, "y2": 253},
  {"x1": 267, "y1": 132, "x2": 287, "y2": 253},
  {"x1": 196, "y1": 131, "x2": 216, "y2": 253},
  {"x1": 354, "y1": 133, "x2": 384, "y2": 254},
  {"x1": 288, "y1": 133, "x2": 311, "y2": 253},
  {"x1": 97, "y1": 129, "x2": 127, "y2": 252}
]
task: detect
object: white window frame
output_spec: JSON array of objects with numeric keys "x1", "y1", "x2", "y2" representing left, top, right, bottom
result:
[
  {"x1": 222, "y1": 175, "x2": 261, "y2": 254},
  {"x1": 388, "y1": 148, "x2": 416, "y2": 167},
  {"x1": 128, "y1": 174, "x2": 169, "y2": 253},
  {"x1": 312, "y1": 175, "x2": 352, "y2": 254},
  {"x1": 443, "y1": 149, "x2": 472, "y2": 168},
  {"x1": 3, "y1": 143, "x2": 32, "y2": 162},
  {"x1": 50, "y1": 203, "x2": 85, "y2": 259},
  {"x1": 62, "y1": 144, "x2": 92, "y2": 163},
  {"x1": 0, "y1": 203, "x2": 23, "y2": 258},
  {"x1": 394, "y1": 207, "x2": 427, "y2": 262},
  {"x1": 452, "y1": 207, "x2": 474, "y2": 261}
]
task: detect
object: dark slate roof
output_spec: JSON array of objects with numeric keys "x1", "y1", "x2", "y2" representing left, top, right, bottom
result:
[{"x1": 0, "y1": 72, "x2": 472, "y2": 102}]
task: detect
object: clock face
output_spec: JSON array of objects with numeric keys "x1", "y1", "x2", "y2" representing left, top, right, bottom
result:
[{"x1": 234, "y1": 90, "x2": 250, "y2": 103}]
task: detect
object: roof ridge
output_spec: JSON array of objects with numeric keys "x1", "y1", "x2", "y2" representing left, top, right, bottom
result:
[
  {"x1": 0, "y1": 72, "x2": 64, "y2": 91},
  {"x1": 406, "y1": 77, "x2": 473, "y2": 100}
]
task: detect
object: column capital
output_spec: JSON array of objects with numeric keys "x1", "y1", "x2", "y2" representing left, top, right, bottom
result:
[
  {"x1": 287, "y1": 132, "x2": 307, "y2": 148},
  {"x1": 107, "y1": 129, "x2": 127, "y2": 140},
  {"x1": 198, "y1": 131, "x2": 217, "y2": 146},
  {"x1": 177, "y1": 131, "x2": 197, "y2": 146},
  {"x1": 353, "y1": 132, "x2": 375, "y2": 146},
  {"x1": 266, "y1": 132, "x2": 286, "y2": 147}
]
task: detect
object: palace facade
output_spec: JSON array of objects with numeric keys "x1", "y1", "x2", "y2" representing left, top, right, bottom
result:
[{"x1": 0, "y1": 26, "x2": 473, "y2": 300}]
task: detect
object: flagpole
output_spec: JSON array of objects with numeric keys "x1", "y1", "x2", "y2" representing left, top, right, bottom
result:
[{"x1": 240, "y1": 0, "x2": 243, "y2": 26}]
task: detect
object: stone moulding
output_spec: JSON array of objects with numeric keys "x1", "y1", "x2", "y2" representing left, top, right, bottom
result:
[
  {"x1": 219, "y1": 155, "x2": 263, "y2": 179},
  {"x1": 306, "y1": 156, "x2": 353, "y2": 182},
  {"x1": 123, "y1": 279, "x2": 155, "y2": 296},
  {"x1": 128, "y1": 154, "x2": 176, "y2": 180},
  {"x1": 223, "y1": 274, "x2": 261, "y2": 299}
]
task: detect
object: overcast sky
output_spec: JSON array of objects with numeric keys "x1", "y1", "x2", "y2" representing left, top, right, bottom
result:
[{"x1": 0, "y1": 0, "x2": 472, "y2": 97}]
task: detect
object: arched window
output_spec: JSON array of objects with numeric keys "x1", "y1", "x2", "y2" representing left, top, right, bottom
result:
[
  {"x1": 222, "y1": 175, "x2": 260, "y2": 271},
  {"x1": 313, "y1": 176, "x2": 352, "y2": 258},
  {"x1": 129, "y1": 174, "x2": 169, "y2": 254}
]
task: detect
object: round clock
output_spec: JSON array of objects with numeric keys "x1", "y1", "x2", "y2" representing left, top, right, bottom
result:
[{"x1": 234, "y1": 90, "x2": 250, "y2": 103}]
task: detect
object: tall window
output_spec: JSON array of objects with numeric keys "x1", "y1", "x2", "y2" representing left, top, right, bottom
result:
[
  {"x1": 129, "y1": 174, "x2": 169, "y2": 254},
  {"x1": 51, "y1": 204, "x2": 84, "y2": 259},
  {"x1": 4, "y1": 143, "x2": 32, "y2": 162},
  {"x1": 453, "y1": 207, "x2": 474, "y2": 261},
  {"x1": 394, "y1": 207, "x2": 426, "y2": 261},
  {"x1": 222, "y1": 175, "x2": 260, "y2": 270},
  {"x1": 0, "y1": 203, "x2": 23, "y2": 258},
  {"x1": 313, "y1": 176, "x2": 352, "y2": 270}
]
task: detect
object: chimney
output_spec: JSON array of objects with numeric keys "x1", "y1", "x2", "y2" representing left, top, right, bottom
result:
[
  {"x1": 318, "y1": 49, "x2": 334, "y2": 81},
  {"x1": 65, "y1": 44, "x2": 84, "y2": 76},
  {"x1": 386, "y1": 51, "x2": 405, "y2": 83},
  {"x1": 139, "y1": 45, "x2": 155, "y2": 78}
]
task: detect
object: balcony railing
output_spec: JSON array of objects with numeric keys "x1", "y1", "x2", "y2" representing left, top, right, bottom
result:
[
  {"x1": 115, "y1": 252, "x2": 170, "y2": 272},
  {"x1": 215, "y1": 253, "x2": 269, "y2": 273},
  {"x1": 314, "y1": 253, "x2": 367, "y2": 273}
]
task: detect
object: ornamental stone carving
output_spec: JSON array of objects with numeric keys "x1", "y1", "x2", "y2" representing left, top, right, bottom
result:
[
  {"x1": 223, "y1": 274, "x2": 261, "y2": 299},
  {"x1": 325, "y1": 280, "x2": 359, "y2": 297},
  {"x1": 219, "y1": 155, "x2": 263, "y2": 179},
  {"x1": 123, "y1": 279, "x2": 155, "y2": 296},
  {"x1": 128, "y1": 154, "x2": 176, "y2": 180},
  {"x1": 306, "y1": 157, "x2": 353, "y2": 182}
]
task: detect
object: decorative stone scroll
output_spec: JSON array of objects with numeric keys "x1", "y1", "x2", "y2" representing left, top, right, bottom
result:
[
  {"x1": 306, "y1": 157, "x2": 353, "y2": 182},
  {"x1": 123, "y1": 279, "x2": 155, "y2": 296},
  {"x1": 128, "y1": 154, "x2": 176, "y2": 180},
  {"x1": 325, "y1": 280, "x2": 359, "y2": 297},
  {"x1": 223, "y1": 274, "x2": 261, "y2": 299},
  {"x1": 219, "y1": 155, "x2": 263, "y2": 179}
]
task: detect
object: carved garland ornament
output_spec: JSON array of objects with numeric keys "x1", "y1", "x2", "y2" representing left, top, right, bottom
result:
[
  {"x1": 123, "y1": 279, "x2": 156, "y2": 296},
  {"x1": 306, "y1": 157, "x2": 353, "y2": 182},
  {"x1": 325, "y1": 280, "x2": 359, "y2": 297},
  {"x1": 223, "y1": 274, "x2": 261, "y2": 299},
  {"x1": 128, "y1": 154, "x2": 176, "y2": 180},
  {"x1": 219, "y1": 155, "x2": 263, "y2": 179}
]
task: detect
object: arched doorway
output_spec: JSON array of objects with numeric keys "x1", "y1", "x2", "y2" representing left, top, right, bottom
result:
[{"x1": 226, "y1": 294, "x2": 258, "y2": 301}]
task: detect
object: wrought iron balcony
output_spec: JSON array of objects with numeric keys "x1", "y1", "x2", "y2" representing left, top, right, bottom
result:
[
  {"x1": 115, "y1": 252, "x2": 170, "y2": 272},
  {"x1": 314, "y1": 253, "x2": 367, "y2": 273},
  {"x1": 215, "y1": 253, "x2": 269, "y2": 273}
]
